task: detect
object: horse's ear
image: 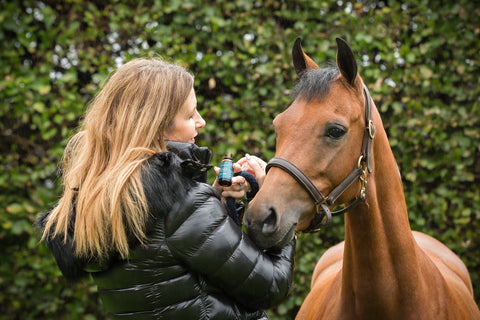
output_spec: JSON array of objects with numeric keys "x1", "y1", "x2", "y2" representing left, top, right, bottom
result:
[
  {"x1": 336, "y1": 37, "x2": 357, "y2": 86},
  {"x1": 292, "y1": 37, "x2": 319, "y2": 78}
]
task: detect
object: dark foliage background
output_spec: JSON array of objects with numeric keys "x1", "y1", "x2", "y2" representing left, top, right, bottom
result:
[{"x1": 1, "y1": 1, "x2": 479, "y2": 319}]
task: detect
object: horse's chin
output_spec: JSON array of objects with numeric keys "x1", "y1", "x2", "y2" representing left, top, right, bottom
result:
[
  {"x1": 247, "y1": 222, "x2": 297, "y2": 250},
  {"x1": 271, "y1": 223, "x2": 297, "y2": 249},
  {"x1": 245, "y1": 194, "x2": 309, "y2": 249}
]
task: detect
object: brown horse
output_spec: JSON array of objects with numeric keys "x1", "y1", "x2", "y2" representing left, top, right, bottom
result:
[{"x1": 244, "y1": 37, "x2": 480, "y2": 319}]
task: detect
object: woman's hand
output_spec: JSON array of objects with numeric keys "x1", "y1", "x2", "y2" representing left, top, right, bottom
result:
[
  {"x1": 236, "y1": 154, "x2": 267, "y2": 188},
  {"x1": 212, "y1": 153, "x2": 266, "y2": 201}
]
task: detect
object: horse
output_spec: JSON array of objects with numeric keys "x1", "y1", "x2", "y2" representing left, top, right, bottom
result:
[{"x1": 244, "y1": 37, "x2": 480, "y2": 319}]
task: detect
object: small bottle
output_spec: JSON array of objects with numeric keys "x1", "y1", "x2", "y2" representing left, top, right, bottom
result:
[{"x1": 218, "y1": 153, "x2": 234, "y2": 186}]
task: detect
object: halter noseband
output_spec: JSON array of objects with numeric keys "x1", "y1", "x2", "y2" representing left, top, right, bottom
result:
[{"x1": 265, "y1": 84, "x2": 375, "y2": 233}]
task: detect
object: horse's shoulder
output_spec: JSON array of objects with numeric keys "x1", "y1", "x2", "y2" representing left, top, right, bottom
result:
[
  {"x1": 298, "y1": 241, "x2": 344, "y2": 319},
  {"x1": 413, "y1": 230, "x2": 473, "y2": 295},
  {"x1": 311, "y1": 241, "x2": 344, "y2": 289}
]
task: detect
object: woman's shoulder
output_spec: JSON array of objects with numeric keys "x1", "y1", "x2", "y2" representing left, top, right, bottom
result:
[
  {"x1": 145, "y1": 151, "x2": 182, "y2": 171},
  {"x1": 144, "y1": 151, "x2": 200, "y2": 184},
  {"x1": 142, "y1": 151, "x2": 218, "y2": 215},
  {"x1": 144, "y1": 147, "x2": 214, "y2": 183},
  {"x1": 142, "y1": 152, "x2": 192, "y2": 206}
]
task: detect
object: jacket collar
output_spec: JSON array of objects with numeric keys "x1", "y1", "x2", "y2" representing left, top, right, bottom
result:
[{"x1": 165, "y1": 141, "x2": 213, "y2": 183}]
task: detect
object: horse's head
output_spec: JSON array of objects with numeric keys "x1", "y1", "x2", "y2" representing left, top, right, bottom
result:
[{"x1": 245, "y1": 37, "x2": 373, "y2": 249}]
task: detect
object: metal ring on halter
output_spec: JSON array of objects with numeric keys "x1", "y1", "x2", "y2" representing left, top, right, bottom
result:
[
  {"x1": 314, "y1": 202, "x2": 332, "y2": 227},
  {"x1": 368, "y1": 120, "x2": 375, "y2": 139},
  {"x1": 314, "y1": 199, "x2": 328, "y2": 214},
  {"x1": 319, "y1": 203, "x2": 332, "y2": 225},
  {"x1": 357, "y1": 155, "x2": 364, "y2": 168}
]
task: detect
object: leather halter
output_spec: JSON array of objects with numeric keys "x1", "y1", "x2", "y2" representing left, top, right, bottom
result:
[{"x1": 265, "y1": 84, "x2": 375, "y2": 233}]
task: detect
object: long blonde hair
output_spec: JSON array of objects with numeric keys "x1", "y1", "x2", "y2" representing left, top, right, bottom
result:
[{"x1": 42, "y1": 58, "x2": 194, "y2": 259}]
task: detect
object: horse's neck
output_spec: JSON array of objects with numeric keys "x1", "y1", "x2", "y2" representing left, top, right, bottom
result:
[{"x1": 341, "y1": 108, "x2": 423, "y2": 312}]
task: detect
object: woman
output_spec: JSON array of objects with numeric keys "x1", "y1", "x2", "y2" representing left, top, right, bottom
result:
[{"x1": 37, "y1": 58, "x2": 295, "y2": 319}]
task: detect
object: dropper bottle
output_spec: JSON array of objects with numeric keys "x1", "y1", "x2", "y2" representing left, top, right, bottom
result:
[{"x1": 218, "y1": 153, "x2": 234, "y2": 186}]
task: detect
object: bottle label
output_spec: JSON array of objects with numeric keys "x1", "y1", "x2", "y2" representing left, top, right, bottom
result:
[{"x1": 219, "y1": 160, "x2": 233, "y2": 185}]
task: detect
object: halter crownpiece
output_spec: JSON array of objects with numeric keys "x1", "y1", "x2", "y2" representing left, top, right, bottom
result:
[{"x1": 265, "y1": 84, "x2": 374, "y2": 232}]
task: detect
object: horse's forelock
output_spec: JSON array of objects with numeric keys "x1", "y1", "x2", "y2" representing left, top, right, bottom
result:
[{"x1": 291, "y1": 67, "x2": 339, "y2": 103}]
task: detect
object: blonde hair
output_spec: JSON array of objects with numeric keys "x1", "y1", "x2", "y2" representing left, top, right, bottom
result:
[{"x1": 42, "y1": 58, "x2": 194, "y2": 259}]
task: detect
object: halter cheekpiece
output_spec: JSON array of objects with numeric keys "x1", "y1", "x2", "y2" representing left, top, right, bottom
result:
[{"x1": 265, "y1": 84, "x2": 374, "y2": 233}]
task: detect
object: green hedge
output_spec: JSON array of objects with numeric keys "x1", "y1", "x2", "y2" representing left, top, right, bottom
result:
[{"x1": 1, "y1": 1, "x2": 478, "y2": 319}]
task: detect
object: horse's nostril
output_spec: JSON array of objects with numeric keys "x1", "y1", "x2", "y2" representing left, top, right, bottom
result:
[{"x1": 262, "y1": 207, "x2": 279, "y2": 235}]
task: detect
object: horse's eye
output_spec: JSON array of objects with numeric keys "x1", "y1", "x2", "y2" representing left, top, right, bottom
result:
[{"x1": 326, "y1": 126, "x2": 346, "y2": 139}]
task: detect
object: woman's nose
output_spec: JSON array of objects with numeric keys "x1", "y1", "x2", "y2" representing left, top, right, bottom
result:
[{"x1": 196, "y1": 112, "x2": 206, "y2": 129}]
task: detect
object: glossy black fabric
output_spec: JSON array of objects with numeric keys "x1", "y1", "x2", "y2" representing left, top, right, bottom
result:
[{"x1": 38, "y1": 142, "x2": 295, "y2": 320}]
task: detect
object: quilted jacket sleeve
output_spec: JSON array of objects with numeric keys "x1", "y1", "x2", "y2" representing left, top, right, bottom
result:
[{"x1": 164, "y1": 183, "x2": 296, "y2": 311}]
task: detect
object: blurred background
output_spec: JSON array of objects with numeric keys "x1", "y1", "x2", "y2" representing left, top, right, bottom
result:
[{"x1": 1, "y1": 0, "x2": 479, "y2": 319}]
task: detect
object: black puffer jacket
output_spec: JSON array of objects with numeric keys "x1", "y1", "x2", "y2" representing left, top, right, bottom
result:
[{"x1": 37, "y1": 142, "x2": 296, "y2": 319}]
